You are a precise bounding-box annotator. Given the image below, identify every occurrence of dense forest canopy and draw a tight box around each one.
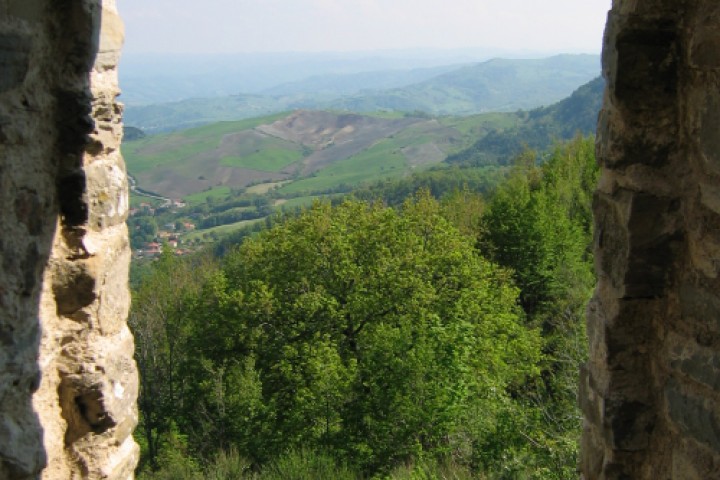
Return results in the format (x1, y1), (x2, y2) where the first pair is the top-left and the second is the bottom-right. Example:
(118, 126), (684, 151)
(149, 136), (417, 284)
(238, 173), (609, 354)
(130, 136), (598, 479)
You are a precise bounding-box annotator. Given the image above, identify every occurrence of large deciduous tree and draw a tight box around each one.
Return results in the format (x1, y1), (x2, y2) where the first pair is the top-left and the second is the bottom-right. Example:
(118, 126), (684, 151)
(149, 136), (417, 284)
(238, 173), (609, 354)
(180, 195), (540, 473)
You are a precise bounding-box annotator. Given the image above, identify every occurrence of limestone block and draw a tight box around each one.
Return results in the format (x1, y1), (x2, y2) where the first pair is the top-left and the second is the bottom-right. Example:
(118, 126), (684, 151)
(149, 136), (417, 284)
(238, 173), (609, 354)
(623, 193), (682, 298)
(0, 33), (31, 93)
(579, 364), (604, 429)
(95, 5), (124, 72)
(679, 282), (720, 335)
(696, 88), (720, 174)
(100, 437), (140, 480)
(604, 397), (655, 451)
(593, 190), (630, 291)
(580, 421), (605, 480)
(6, 0), (45, 22)
(57, 327), (138, 448)
(689, 28), (720, 69)
(671, 438), (720, 480)
(614, 21), (678, 113)
(90, 227), (132, 336)
(51, 260), (97, 317)
(86, 158), (130, 230)
(668, 331), (720, 390)
(686, 203), (720, 279)
(585, 297), (610, 383)
(700, 182), (720, 215)
(672, 451), (706, 480)
(665, 378), (720, 452)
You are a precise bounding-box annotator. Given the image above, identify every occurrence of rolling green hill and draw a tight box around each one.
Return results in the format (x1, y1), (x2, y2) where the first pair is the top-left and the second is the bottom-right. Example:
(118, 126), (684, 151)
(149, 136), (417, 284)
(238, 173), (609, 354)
(123, 109), (514, 200)
(446, 76), (604, 166)
(261, 64), (460, 96)
(330, 54), (600, 114)
(124, 75), (603, 204)
(125, 80), (604, 249)
(124, 54), (599, 133)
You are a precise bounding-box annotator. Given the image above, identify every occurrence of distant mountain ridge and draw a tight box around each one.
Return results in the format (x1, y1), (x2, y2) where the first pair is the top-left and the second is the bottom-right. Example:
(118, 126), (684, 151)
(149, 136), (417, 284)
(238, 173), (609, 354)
(329, 54), (600, 114)
(261, 65), (462, 96)
(447, 76), (604, 166)
(119, 48), (536, 105)
(124, 54), (600, 133)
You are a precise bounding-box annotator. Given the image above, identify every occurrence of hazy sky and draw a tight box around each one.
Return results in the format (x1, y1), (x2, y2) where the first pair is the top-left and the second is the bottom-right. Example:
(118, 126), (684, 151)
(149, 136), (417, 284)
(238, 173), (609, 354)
(119, 0), (611, 55)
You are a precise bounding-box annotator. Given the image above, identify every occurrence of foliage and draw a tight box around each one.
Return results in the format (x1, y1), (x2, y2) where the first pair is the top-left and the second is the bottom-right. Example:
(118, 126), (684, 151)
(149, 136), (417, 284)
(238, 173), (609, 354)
(351, 165), (506, 208)
(446, 77), (603, 167)
(124, 126), (147, 141)
(130, 136), (599, 479)
(478, 136), (598, 478)
(130, 251), (219, 471)
(182, 196), (539, 473)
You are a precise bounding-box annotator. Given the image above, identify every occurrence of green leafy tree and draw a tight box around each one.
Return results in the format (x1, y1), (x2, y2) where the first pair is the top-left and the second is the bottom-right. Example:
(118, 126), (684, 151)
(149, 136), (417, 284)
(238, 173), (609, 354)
(130, 251), (218, 471)
(180, 195), (541, 474)
(479, 136), (598, 478)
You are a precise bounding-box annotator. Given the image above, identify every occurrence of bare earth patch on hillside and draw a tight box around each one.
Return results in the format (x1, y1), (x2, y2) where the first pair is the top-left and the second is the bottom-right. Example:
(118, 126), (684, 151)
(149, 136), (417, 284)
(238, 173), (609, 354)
(246, 181), (292, 194)
(128, 110), (463, 198)
(402, 143), (446, 166)
(256, 110), (424, 175)
(137, 166), (289, 198)
(216, 130), (299, 157)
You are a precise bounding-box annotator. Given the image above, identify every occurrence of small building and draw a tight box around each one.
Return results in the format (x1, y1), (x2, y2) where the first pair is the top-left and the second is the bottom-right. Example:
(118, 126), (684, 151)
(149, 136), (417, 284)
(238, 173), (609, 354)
(144, 242), (162, 256)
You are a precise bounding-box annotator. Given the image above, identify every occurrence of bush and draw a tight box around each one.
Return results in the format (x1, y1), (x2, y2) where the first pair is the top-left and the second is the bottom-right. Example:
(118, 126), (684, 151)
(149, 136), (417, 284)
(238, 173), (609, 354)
(257, 449), (356, 480)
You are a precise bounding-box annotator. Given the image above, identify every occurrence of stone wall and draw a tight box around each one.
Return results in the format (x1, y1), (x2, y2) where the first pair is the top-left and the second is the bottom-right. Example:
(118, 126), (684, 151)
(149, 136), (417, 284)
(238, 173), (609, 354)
(582, 0), (720, 478)
(0, 0), (138, 478)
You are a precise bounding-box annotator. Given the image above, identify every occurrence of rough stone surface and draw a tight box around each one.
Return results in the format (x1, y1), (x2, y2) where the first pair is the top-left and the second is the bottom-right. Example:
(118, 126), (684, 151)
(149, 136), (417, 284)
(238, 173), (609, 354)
(0, 0), (137, 478)
(582, 0), (720, 478)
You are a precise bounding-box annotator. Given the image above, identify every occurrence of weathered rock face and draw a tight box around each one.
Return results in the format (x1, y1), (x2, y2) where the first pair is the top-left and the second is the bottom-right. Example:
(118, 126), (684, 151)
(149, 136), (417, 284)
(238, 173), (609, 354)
(0, 0), (138, 478)
(582, 0), (720, 478)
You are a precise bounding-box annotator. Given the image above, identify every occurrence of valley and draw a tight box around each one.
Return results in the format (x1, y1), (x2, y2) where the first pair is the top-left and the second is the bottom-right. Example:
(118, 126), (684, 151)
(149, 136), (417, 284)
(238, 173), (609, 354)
(123, 75), (602, 259)
(123, 49), (605, 480)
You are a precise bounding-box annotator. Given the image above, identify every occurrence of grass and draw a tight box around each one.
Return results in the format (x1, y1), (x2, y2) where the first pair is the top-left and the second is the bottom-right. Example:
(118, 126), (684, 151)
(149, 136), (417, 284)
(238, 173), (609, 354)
(345, 110), (408, 119)
(181, 112), (290, 138)
(220, 147), (303, 171)
(123, 112), (292, 174)
(182, 218), (264, 243)
(246, 181), (290, 194)
(183, 186), (232, 205)
(439, 112), (520, 136)
(123, 136), (220, 173)
(124, 109), (520, 201)
(279, 139), (407, 195)
(136, 449), (480, 480)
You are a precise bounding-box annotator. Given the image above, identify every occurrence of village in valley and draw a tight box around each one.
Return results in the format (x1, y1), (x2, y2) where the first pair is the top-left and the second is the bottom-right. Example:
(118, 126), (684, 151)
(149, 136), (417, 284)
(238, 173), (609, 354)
(128, 198), (198, 259)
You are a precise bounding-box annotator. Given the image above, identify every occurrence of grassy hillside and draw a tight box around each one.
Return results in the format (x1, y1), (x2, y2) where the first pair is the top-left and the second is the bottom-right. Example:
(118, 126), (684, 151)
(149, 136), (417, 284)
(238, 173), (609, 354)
(125, 80), (603, 249)
(123, 110), (515, 200)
